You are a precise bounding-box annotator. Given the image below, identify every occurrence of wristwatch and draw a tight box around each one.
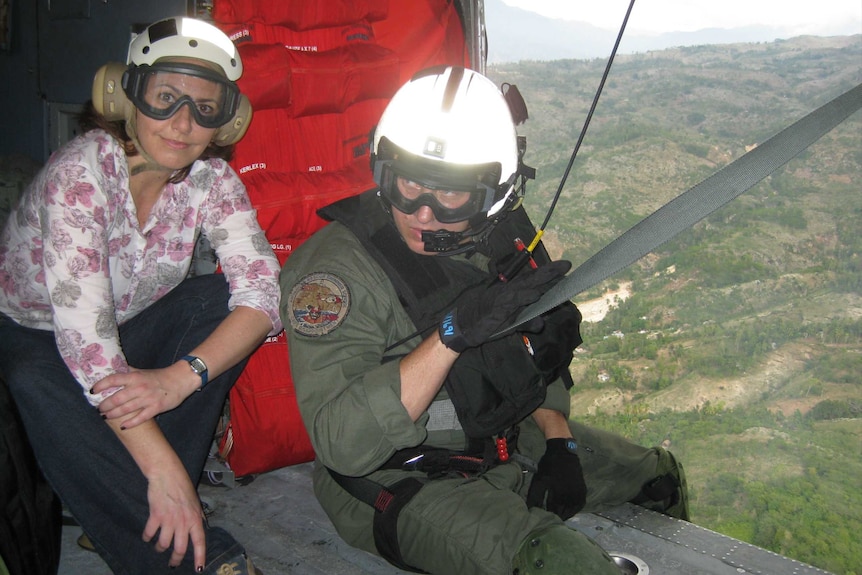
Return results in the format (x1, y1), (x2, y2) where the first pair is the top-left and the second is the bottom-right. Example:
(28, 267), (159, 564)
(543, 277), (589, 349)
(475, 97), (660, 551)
(182, 355), (208, 390)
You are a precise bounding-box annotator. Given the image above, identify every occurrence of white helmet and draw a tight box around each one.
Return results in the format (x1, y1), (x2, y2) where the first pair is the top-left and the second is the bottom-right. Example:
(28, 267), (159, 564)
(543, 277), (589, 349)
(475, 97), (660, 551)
(92, 16), (252, 151)
(371, 66), (521, 225)
(127, 16), (242, 80)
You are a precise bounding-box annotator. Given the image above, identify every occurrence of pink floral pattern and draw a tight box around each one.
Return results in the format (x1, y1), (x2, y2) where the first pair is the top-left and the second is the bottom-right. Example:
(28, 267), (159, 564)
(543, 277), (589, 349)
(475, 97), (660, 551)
(0, 130), (282, 405)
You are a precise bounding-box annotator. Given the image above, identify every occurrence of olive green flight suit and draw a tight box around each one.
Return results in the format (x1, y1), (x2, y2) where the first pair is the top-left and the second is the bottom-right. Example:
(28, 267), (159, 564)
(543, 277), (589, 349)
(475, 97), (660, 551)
(280, 220), (681, 575)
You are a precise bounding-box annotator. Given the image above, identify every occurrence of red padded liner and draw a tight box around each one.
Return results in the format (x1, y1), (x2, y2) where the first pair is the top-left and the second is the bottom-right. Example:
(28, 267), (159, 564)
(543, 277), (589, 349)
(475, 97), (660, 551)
(213, 0), (388, 29)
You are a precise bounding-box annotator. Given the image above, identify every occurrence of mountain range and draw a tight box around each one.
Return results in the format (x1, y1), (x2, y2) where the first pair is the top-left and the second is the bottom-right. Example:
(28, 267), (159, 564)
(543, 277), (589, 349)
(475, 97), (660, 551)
(484, 0), (861, 62)
(485, 35), (861, 573)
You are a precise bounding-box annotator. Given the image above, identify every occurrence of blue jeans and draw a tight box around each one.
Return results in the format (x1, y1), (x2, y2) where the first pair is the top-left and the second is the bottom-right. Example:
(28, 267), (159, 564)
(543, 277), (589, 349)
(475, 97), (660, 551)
(0, 274), (250, 574)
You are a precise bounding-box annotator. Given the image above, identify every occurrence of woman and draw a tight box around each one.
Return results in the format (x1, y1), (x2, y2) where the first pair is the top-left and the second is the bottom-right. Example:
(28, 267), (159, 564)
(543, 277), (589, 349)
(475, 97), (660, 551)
(0, 17), (279, 575)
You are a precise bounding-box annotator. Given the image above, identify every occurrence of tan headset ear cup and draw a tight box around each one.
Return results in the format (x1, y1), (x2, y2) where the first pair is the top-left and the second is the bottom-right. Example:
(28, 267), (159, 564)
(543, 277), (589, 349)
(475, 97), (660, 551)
(213, 94), (253, 146)
(92, 62), (131, 122)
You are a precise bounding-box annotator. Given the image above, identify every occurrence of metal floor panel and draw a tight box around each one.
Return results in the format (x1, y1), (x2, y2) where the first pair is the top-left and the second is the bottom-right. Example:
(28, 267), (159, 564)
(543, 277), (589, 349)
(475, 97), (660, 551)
(569, 503), (834, 575)
(59, 462), (833, 574)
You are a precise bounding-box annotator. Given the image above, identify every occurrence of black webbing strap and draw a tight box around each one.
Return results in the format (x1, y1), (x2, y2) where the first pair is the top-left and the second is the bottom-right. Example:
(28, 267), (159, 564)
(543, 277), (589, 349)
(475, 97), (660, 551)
(326, 442), (504, 572)
(498, 82), (862, 335)
(327, 468), (387, 511)
(369, 478), (426, 573)
(327, 468), (428, 573)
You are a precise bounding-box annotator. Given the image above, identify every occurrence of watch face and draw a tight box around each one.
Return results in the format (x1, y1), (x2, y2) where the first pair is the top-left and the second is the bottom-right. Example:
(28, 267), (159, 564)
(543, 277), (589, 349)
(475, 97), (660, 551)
(188, 357), (207, 374)
(565, 439), (578, 453)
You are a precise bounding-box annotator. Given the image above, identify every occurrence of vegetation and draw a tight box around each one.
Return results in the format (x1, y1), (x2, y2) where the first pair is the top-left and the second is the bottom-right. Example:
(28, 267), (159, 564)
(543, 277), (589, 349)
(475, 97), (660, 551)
(582, 406), (862, 574)
(489, 35), (862, 574)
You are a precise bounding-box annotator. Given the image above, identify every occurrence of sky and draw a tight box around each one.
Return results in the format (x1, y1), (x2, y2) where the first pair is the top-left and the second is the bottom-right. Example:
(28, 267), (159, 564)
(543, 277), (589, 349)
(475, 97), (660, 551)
(501, 0), (862, 37)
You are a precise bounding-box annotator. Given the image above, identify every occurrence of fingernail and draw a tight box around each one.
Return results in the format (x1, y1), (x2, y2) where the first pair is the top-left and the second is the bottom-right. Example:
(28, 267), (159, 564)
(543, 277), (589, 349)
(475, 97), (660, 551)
(120, 426), (126, 431)
(101, 414), (107, 420)
(196, 567), (204, 573)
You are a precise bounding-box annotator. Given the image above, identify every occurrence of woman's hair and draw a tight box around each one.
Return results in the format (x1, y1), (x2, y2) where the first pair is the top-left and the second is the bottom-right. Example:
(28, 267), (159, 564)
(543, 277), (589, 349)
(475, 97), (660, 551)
(77, 100), (234, 184)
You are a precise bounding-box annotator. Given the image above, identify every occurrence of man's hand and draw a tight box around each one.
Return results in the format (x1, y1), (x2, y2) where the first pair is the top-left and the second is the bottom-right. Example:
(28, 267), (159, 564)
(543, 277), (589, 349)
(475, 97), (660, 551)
(438, 260), (571, 352)
(526, 438), (587, 520)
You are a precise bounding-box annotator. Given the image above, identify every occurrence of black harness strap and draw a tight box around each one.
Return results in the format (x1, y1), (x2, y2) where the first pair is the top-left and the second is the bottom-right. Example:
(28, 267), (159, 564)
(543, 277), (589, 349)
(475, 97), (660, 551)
(379, 445), (490, 477)
(372, 477), (427, 573)
(327, 468), (429, 574)
(324, 437), (519, 572)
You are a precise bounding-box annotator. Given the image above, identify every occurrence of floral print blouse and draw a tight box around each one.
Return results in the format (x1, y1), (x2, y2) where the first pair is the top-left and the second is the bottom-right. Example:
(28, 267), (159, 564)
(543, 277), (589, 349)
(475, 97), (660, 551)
(0, 130), (282, 405)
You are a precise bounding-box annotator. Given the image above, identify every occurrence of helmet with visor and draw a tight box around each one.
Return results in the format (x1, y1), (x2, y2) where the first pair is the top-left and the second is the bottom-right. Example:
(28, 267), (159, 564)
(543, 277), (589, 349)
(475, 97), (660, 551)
(371, 66), (520, 227)
(92, 17), (252, 148)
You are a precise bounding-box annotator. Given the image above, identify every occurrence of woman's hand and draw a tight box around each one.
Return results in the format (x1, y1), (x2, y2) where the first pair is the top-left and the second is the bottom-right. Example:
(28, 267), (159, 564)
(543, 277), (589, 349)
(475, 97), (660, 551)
(103, 417), (207, 571)
(94, 362), (199, 428)
(144, 463), (207, 570)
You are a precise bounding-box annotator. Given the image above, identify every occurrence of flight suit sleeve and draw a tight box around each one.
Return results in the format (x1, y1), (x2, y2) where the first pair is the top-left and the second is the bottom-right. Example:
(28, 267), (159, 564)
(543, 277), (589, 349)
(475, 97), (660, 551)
(541, 377), (573, 419)
(280, 224), (428, 476)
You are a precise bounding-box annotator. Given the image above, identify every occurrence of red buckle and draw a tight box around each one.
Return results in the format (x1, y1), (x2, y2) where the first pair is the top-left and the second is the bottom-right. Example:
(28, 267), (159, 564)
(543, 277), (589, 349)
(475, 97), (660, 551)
(496, 436), (510, 462)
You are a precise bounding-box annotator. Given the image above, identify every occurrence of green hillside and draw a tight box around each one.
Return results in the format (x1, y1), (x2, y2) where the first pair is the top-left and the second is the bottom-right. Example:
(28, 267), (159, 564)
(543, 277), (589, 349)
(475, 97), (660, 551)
(488, 35), (862, 574)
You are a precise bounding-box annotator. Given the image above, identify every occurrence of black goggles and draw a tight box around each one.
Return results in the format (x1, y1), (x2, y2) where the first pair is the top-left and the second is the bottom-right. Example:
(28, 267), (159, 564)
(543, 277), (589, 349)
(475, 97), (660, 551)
(379, 164), (493, 223)
(376, 158), (502, 224)
(123, 63), (240, 129)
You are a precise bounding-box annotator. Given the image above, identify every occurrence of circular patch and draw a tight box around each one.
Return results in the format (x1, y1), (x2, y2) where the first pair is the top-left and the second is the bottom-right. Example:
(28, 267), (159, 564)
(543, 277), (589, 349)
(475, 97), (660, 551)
(288, 272), (351, 337)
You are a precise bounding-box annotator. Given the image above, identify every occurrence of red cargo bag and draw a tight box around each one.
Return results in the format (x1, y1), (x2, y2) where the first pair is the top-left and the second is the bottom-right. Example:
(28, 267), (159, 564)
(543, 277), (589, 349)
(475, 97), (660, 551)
(219, 325), (314, 476)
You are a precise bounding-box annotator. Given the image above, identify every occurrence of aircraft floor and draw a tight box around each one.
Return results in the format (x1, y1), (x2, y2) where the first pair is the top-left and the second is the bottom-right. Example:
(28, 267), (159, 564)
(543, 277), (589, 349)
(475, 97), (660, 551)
(58, 462), (407, 575)
(57, 460), (834, 575)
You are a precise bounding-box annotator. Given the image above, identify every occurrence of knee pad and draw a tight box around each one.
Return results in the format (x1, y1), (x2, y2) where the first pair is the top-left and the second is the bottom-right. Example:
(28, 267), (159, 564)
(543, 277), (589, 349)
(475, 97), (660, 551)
(631, 447), (690, 521)
(513, 525), (619, 575)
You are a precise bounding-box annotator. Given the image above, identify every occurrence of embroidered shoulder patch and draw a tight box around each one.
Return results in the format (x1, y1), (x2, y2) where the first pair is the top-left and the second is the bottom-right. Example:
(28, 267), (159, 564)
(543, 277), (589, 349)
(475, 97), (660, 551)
(288, 272), (351, 337)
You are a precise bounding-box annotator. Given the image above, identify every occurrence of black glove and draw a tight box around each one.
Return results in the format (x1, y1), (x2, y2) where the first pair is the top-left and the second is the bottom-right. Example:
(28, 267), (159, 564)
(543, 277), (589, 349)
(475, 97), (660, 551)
(526, 438), (587, 520)
(438, 260), (571, 353)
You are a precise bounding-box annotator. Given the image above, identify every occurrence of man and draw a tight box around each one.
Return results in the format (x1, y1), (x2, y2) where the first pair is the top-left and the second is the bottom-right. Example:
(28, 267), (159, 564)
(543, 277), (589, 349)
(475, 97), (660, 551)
(280, 66), (687, 575)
